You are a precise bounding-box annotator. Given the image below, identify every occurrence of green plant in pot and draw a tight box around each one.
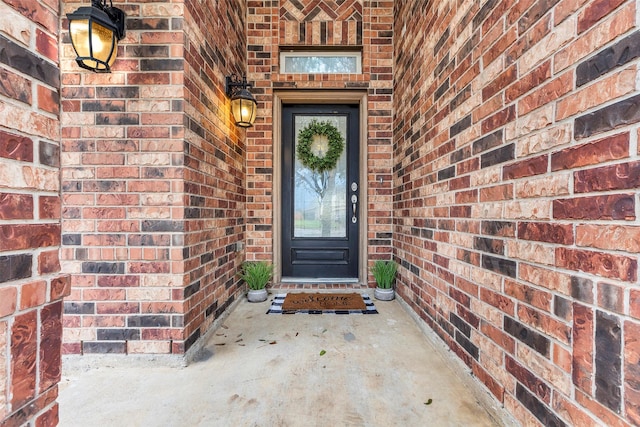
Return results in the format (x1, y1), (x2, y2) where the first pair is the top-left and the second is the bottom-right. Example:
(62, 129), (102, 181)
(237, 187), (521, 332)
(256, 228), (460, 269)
(239, 261), (273, 302)
(371, 260), (397, 301)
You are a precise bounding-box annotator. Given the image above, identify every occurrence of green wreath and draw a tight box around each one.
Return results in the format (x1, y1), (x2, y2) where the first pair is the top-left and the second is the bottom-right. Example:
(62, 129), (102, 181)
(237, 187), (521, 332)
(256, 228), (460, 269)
(296, 120), (345, 172)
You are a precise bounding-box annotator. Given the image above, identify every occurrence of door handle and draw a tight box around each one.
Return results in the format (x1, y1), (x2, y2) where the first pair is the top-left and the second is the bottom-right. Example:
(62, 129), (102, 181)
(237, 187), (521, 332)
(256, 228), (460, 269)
(351, 194), (357, 223)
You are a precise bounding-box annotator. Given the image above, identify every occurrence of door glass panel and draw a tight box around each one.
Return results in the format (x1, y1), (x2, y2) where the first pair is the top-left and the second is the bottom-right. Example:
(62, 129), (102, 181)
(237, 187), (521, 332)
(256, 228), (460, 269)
(294, 115), (347, 238)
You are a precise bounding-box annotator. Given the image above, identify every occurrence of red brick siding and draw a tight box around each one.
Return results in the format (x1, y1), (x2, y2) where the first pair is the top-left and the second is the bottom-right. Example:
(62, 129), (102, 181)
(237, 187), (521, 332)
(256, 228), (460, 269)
(0, 0), (68, 425)
(60, 0), (247, 355)
(247, 0), (394, 285)
(393, 0), (640, 425)
(180, 0), (247, 353)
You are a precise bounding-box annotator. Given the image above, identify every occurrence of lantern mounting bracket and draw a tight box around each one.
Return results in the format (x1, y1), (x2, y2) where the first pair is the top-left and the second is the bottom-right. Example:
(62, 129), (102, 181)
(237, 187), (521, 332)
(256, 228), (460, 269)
(225, 75), (252, 97)
(93, 0), (126, 40)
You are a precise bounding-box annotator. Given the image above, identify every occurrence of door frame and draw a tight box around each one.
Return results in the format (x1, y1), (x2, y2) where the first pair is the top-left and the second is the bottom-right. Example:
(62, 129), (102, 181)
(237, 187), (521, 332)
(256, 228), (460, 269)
(273, 91), (368, 284)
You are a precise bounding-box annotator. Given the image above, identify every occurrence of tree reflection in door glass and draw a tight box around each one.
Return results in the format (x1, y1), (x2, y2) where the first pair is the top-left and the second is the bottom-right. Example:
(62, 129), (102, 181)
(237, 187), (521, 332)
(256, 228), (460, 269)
(293, 115), (347, 238)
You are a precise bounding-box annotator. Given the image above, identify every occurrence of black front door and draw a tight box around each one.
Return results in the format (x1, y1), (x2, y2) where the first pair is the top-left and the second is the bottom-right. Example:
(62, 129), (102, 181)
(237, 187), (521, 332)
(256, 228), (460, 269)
(282, 104), (360, 279)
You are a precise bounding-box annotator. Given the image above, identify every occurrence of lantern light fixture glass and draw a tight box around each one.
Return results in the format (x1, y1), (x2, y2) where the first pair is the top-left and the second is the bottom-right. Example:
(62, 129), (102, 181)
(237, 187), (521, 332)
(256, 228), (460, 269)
(67, 0), (126, 73)
(225, 75), (258, 127)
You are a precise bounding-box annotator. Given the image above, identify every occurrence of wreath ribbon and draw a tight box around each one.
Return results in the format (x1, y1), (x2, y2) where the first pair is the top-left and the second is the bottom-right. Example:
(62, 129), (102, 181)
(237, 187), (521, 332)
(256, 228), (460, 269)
(296, 120), (345, 173)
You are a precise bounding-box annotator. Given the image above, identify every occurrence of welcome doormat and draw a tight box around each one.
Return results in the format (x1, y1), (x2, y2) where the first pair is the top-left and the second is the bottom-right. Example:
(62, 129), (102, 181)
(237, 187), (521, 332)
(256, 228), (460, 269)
(267, 293), (378, 314)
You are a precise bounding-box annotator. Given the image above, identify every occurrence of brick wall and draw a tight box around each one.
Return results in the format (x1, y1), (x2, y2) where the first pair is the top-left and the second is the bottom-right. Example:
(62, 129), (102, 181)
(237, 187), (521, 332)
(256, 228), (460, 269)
(181, 0), (247, 352)
(60, 0), (246, 356)
(0, 0), (69, 424)
(246, 0), (394, 283)
(393, 0), (640, 425)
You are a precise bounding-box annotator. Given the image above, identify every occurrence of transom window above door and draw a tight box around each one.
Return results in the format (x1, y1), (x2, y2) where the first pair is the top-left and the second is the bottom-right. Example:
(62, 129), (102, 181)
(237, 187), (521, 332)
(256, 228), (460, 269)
(280, 51), (362, 74)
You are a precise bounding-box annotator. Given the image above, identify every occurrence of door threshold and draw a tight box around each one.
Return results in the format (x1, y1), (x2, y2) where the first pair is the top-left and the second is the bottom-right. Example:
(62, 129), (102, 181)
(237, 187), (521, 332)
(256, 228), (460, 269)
(280, 277), (359, 284)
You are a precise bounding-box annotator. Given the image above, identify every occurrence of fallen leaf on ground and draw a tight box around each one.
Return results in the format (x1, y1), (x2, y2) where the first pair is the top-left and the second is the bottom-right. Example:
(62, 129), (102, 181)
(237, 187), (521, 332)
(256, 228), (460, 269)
(320, 350), (326, 356)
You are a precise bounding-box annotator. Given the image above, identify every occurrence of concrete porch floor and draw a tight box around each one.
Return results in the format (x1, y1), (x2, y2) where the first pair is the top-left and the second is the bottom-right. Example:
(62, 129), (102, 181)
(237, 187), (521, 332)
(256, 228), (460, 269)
(58, 294), (514, 426)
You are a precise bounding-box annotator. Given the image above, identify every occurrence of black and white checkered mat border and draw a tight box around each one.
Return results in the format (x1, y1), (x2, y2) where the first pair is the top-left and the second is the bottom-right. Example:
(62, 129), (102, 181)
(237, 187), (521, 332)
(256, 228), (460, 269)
(266, 293), (378, 314)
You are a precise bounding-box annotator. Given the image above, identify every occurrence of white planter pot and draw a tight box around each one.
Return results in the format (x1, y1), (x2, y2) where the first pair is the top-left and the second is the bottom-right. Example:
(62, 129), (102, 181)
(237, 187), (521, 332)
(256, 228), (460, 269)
(247, 288), (268, 303)
(374, 287), (395, 301)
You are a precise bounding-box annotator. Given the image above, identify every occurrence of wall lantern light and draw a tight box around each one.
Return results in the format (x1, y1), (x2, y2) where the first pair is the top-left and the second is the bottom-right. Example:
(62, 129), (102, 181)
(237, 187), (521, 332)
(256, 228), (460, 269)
(67, 0), (126, 72)
(225, 75), (258, 127)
